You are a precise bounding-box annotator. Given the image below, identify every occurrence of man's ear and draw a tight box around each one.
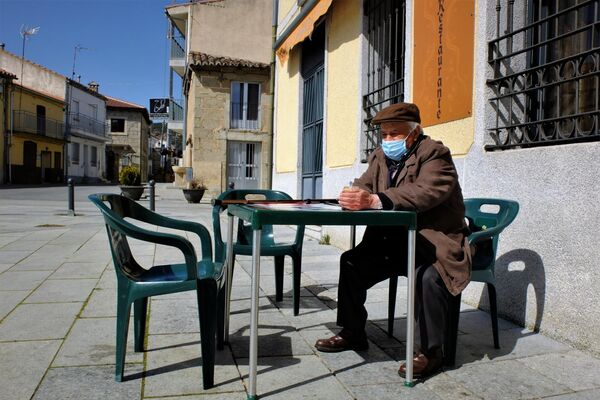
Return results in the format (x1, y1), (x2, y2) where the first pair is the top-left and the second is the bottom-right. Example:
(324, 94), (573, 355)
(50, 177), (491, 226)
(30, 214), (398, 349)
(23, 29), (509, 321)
(406, 125), (422, 148)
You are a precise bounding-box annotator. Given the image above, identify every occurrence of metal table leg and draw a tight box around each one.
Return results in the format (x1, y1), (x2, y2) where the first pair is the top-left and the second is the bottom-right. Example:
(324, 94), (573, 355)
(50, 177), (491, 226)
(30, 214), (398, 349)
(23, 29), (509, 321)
(248, 229), (262, 400)
(404, 228), (417, 387)
(224, 214), (235, 343)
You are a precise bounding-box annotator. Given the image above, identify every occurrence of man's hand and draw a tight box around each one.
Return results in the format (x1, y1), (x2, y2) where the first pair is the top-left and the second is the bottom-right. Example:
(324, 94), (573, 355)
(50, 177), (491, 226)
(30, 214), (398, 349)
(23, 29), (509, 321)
(338, 186), (380, 210)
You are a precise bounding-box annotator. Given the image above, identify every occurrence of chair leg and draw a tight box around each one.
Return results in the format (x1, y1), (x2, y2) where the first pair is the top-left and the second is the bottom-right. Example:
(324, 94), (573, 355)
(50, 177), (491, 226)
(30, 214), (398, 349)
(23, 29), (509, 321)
(487, 283), (500, 349)
(292, 254), (302, 316)
(197, 279), (217, 390)
(274, 255), (284, 303)
(133, 297), (148, 352)
(387, 275), (398, 337)
(115, 299), (132, 382)
(216, 284), (226, 350)
(444, 293), (461, 367)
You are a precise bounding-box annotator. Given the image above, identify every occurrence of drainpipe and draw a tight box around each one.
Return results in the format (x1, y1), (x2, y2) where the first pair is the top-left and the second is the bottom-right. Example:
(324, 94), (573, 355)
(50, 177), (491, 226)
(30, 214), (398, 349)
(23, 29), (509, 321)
(268, 0), (279, 189)
(8, 87), (14, 184)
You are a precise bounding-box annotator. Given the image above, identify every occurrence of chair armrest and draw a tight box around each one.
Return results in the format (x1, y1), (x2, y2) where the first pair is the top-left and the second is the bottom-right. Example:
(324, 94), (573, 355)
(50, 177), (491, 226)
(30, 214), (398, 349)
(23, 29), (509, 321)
(468, 226), (504, 244)
(129, 207), (213, 262)
(109, 215), (199, 280)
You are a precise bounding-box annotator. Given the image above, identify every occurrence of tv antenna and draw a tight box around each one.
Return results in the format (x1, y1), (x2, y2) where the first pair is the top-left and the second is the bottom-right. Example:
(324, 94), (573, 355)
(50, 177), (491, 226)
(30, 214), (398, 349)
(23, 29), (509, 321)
(71, 44), (89, 80)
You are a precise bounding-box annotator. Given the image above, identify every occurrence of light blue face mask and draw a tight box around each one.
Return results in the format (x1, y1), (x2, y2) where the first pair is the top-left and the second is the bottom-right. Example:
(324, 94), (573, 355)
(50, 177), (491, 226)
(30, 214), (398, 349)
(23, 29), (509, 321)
(381, 138), (407, 161)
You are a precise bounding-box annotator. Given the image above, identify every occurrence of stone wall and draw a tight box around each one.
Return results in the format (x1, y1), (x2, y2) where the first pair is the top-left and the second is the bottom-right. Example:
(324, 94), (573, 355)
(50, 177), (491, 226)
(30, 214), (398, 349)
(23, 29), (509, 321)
(188, 69), (272, 198)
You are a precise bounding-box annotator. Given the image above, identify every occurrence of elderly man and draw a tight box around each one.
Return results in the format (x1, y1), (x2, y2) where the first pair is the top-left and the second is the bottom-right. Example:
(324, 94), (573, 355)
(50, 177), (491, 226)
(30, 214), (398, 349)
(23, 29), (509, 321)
(314, 102), (471, 379)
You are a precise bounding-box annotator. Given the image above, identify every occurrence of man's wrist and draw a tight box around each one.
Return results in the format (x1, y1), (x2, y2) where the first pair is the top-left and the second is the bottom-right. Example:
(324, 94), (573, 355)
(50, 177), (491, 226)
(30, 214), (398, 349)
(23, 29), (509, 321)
(369, 194), (383, 209)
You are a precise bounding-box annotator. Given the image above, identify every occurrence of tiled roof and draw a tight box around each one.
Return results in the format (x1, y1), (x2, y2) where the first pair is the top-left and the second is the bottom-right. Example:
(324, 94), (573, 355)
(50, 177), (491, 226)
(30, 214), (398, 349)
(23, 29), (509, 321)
(0, 68), (17, 79)
(106, 96), (152, 124)
(106, 96), (145, 109)
(189, 52), (269, 69)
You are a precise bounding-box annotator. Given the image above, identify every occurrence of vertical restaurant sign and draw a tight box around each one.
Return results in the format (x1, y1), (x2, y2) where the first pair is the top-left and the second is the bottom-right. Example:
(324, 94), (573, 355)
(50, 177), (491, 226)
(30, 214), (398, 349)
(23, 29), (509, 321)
(413, 0), (475, 127)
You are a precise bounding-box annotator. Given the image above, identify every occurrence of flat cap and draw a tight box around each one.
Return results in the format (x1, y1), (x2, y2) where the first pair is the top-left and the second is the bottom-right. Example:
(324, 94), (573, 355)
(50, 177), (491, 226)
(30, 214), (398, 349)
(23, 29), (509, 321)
(371, 102), (421, 125)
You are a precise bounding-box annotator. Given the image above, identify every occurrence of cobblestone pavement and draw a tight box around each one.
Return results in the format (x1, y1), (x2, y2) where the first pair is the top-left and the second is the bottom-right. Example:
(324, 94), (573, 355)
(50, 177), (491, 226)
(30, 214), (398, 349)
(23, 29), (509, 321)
(1, 184), (599, 400)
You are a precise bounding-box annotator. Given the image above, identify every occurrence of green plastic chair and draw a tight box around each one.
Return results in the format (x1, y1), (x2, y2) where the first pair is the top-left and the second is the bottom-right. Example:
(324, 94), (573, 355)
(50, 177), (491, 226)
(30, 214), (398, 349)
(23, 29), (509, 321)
(89, 193), (224, 388)
(387, 198), (519, 366)
(212, 189), (305, 317)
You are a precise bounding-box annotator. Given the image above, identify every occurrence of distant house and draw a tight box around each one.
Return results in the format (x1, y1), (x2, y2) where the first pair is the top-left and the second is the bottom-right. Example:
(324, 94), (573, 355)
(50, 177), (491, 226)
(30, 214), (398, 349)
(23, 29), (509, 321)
(65, 80), (109, 183)
(165, 0), (274, 197)
(105, 97), (151, 183)
(0, 48), (67, 184)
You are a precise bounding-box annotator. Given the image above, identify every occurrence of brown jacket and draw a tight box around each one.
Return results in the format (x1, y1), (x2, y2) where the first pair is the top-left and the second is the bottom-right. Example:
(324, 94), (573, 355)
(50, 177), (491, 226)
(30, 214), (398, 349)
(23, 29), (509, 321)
(353, 136), (471, 295)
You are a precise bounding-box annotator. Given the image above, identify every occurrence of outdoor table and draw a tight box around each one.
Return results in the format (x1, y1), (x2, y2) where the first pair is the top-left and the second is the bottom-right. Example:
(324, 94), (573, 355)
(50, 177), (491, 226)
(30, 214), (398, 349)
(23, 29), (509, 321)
(224, 203), (417, 400)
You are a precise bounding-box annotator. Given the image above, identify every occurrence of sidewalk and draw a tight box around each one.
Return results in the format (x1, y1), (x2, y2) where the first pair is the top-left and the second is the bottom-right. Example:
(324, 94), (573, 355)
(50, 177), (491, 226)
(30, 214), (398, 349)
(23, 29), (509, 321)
(1, 184), (599, 400)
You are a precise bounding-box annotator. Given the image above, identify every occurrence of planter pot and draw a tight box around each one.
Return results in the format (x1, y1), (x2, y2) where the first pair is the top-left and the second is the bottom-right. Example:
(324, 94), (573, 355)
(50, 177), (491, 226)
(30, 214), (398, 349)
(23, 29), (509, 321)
(120, 185), (145, 201)
(182, 189), (206, 203)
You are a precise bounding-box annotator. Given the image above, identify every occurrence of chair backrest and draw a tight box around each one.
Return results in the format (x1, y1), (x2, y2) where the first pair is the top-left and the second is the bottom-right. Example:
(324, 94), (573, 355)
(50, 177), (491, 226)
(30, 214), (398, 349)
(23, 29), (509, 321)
(89, 193), (154, 281)
(212, 189), (297, 263)
(464, 198), (520, 271)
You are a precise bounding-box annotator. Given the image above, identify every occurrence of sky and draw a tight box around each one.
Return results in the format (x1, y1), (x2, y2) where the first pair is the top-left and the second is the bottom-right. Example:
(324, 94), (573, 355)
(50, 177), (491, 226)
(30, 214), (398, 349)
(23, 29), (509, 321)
(0, 0), (181, 110)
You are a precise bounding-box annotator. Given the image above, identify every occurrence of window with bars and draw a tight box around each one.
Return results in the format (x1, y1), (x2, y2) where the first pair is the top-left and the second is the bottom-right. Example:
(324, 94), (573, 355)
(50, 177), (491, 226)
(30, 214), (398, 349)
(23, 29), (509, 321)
(362, 0), (406, 161)
(487, 0), (599, 150)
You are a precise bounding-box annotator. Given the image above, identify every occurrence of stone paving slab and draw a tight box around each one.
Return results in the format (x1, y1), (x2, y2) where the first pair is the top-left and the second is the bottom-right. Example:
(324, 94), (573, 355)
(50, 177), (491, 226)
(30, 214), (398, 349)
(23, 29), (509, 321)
(544, 389), (600, 399)
(0, 290), (29, 320)
(32, 364), (143, 400)
(0, 340), (62, 400)
(144, 333), (244, 396)
(50, 261), (108, 279)
(25, 278), (97, 303)
(53, 317), (143, 366)
(517, 350), (600, 391)
(238, 355), (353, 400)
(81, 287), (117, 317)
(455, 327), (572, 366)
(0, 270), (53, 290)
(447, 358), (571, 399)
(0, 302), (82, 341)
(0, 250), (31, 264)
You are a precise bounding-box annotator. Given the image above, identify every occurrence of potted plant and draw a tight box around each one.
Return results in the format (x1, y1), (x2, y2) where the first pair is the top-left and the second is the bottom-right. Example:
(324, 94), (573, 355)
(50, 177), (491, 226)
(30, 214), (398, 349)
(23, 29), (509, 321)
(119, 166), (144, 200)
(182, 178), (207, 203)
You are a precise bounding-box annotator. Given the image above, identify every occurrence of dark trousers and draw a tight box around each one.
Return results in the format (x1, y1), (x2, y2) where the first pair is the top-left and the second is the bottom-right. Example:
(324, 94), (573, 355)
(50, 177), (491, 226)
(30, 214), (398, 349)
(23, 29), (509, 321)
(336, 235), (451, 358)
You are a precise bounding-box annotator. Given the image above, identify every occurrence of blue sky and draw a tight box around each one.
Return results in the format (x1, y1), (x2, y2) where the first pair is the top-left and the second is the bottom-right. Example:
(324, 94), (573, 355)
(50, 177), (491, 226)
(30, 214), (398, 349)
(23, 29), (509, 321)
(0, 0), (179, 110)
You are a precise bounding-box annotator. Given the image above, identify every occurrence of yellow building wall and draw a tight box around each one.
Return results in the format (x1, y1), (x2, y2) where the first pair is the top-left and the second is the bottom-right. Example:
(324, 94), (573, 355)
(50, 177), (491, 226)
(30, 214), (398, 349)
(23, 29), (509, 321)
(9, 89), (65, 167)
(422, 117), (474, 156)
(10, 136), (63, 167)
(13, 90), (64, 122)
(275, 47), (300, 173)
(325, 0), (361, 168)
(278, 0), (296, 22)
(0, 89), (4, 178)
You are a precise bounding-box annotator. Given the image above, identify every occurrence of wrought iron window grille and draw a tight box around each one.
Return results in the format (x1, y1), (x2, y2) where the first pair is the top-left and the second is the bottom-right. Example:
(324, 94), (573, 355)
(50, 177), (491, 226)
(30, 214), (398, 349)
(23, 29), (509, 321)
(362, 0), (406, 161)
(487, 0), (600, 150)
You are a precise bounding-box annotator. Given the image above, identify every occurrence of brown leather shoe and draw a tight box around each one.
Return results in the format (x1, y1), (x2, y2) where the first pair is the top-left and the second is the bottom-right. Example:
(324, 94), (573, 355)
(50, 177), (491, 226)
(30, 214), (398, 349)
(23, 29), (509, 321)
(314, 335), (369, 353)
(398, 352), (442, 379)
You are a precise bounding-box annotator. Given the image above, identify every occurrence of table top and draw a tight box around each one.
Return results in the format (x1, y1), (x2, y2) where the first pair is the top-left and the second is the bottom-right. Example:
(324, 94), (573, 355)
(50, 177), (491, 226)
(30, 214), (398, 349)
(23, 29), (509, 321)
(226, 203), (417, 230)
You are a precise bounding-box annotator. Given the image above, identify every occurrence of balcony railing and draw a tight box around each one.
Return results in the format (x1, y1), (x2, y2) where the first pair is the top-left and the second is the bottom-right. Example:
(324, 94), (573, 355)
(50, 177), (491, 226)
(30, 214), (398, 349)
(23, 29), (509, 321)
(170, 98), (183, 122)
(12, 110), (65, 140)
(170, 36), (185, 60)
(68, 112), (109, 139)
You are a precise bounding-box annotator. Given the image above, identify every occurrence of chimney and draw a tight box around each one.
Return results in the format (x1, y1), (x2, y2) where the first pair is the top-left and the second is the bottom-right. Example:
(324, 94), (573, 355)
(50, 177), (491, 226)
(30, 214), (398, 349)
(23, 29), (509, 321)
(88, 81), (99, 92)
